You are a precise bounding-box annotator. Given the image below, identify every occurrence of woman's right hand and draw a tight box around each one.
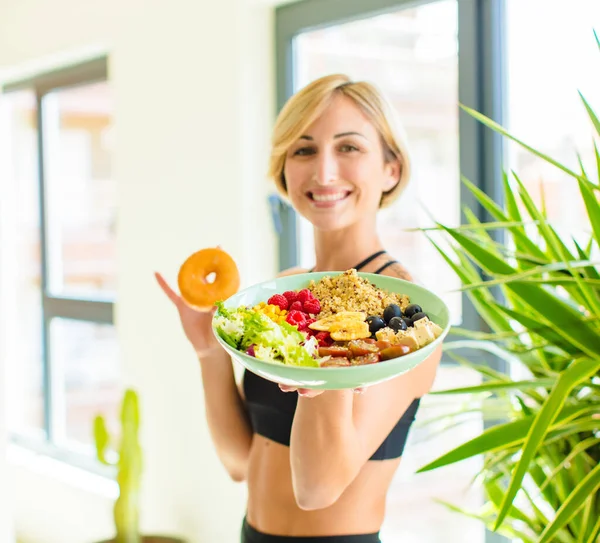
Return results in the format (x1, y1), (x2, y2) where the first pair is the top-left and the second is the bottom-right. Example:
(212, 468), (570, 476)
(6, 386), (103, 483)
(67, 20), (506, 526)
(154, 271), (223, 358)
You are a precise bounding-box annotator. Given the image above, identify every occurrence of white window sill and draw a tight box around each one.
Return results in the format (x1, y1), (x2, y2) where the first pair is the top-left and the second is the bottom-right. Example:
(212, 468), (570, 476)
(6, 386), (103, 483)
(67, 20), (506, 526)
(7, 443), (118, 500)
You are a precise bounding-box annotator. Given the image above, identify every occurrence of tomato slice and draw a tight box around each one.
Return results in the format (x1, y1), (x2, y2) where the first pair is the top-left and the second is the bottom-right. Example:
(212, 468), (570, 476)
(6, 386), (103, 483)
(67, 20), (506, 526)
(348, 339), (379, 357)
(320, 356), (351, 367)
(351, 353), (380, 366)
(318, 345), (352, 358)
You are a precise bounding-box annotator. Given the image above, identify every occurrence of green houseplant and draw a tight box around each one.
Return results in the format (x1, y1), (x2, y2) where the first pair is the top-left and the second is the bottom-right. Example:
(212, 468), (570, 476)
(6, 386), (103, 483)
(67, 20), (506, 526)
(417, 32), (600, 543)
(94, 389), (185, 543)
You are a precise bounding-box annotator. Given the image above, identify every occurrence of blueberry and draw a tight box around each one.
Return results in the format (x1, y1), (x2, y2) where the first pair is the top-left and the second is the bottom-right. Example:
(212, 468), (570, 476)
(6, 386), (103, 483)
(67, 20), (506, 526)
(366, 315), (386, 334)
(411, 311), (428, 324)
(404, 304), (422, 319)
(383, 304), (402, 324)
(388, 316), (408, 332)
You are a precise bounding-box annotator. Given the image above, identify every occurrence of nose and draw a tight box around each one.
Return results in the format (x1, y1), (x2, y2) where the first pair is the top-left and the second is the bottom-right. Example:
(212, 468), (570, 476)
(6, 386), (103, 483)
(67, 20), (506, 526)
(313, 148), (339, 185)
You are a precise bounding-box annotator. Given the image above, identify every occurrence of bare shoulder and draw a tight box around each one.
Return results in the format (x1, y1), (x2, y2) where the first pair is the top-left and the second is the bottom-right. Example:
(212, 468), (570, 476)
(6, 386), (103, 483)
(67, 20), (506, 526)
(276, 266), (310, 278)
(378, 261), (417, 283)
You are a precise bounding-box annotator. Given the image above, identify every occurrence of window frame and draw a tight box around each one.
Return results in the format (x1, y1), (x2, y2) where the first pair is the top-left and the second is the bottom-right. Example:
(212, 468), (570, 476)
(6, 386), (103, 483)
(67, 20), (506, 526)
(3, 57), (117, 476)
(274, 1), (508, 541)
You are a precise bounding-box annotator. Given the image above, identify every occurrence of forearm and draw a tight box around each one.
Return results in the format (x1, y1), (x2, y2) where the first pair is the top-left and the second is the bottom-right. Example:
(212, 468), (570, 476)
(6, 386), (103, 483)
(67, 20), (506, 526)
(290, 391), (361, 509)
(199, 348), (253, 481)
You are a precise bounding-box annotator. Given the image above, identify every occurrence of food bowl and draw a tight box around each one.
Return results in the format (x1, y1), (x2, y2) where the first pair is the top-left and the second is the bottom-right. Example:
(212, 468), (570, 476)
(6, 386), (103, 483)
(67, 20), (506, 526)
(212, 272), (451, 390)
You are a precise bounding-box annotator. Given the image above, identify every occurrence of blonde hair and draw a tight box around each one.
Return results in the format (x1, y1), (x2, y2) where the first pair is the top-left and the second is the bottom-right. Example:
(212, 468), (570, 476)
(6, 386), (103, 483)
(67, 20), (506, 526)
(268, 74), (411, 209)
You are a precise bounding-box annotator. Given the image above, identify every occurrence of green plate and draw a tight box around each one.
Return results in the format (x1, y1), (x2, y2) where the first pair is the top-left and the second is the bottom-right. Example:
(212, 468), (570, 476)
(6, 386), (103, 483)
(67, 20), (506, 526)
(212, 272), (451, 390)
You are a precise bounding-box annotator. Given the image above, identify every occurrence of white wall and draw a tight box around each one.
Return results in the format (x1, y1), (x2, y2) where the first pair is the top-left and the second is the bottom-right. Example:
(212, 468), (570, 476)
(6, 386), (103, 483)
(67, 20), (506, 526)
(0, 0), (278, 541)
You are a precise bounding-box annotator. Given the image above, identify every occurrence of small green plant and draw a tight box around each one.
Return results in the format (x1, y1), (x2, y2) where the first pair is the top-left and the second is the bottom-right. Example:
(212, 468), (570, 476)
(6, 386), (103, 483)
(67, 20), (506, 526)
(94, 389), (143, 543)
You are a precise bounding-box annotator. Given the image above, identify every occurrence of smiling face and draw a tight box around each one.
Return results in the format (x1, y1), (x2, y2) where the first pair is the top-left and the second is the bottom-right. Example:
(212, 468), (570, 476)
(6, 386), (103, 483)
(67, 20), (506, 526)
(283, 94), (400, 232)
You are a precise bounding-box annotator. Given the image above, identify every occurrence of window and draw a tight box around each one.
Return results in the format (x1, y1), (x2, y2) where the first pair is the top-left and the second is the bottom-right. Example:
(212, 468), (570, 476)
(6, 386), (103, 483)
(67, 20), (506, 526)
(293, 2), (462, 326)
(276, 0), (492, 541)
(506, 0), (600, 242)
(275, 0), (512, 541)
(0, 58), (121, 467)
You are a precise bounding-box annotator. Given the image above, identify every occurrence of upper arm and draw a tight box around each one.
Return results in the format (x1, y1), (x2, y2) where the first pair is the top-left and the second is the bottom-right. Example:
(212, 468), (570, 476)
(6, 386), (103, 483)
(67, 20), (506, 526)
(351, 342), (442, 463)
(378, 261), (417, 284)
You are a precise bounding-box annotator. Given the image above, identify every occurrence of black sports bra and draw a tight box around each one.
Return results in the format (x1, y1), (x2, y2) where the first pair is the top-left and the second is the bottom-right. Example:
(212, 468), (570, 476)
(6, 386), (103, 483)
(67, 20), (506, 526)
(242, 250), (421, 461)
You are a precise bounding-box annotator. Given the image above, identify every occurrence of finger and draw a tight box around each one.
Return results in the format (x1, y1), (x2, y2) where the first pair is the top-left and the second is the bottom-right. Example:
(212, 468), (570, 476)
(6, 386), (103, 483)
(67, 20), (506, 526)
(279, 384), (297, 393)
(154, 272), (181, 306)
(298, 389), (324, 398)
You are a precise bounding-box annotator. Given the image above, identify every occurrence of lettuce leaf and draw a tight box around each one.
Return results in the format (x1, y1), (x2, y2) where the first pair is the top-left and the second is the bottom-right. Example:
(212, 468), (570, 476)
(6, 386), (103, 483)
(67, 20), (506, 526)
(213, 305), (318, 367)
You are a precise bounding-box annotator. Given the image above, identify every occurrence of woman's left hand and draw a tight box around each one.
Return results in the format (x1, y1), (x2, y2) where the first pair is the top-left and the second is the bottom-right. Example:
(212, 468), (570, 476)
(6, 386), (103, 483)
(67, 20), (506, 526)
(278, 384), (365, 397)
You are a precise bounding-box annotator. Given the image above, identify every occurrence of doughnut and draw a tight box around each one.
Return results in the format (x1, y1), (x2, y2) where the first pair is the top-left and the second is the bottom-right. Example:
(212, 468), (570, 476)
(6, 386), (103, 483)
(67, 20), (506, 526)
(178, 247), (240, 310)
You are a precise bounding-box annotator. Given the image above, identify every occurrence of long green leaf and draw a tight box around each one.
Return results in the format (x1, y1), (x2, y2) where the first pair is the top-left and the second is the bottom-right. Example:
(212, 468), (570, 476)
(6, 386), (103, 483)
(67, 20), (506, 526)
(539, 462), (600, 543)
(460, 104), (598, 191)
(585, 511), (600, 543)
(503, 170), (523, 223)
(444, 352), (512, 382)
(579, 176), (600, 248)
(462, 175), (547, 262)
(594, 139), (600, 187)
(528, 461), (561, 518)
(415, 219), (542, 233)
(485, 478), (540, 532)
(573, 238), (600, 280)
(454, 259), (600, 291)
(579, 91), (600, 139)
(441, 225), (600, 358)
(431, 379), (556, 395)
(428, 237), (513, 334)
(515, 277), (600, 287)
(513, 172), (564, 260)
(539, 436), (600, 493)
(492, 304), (580, 357)
(495, 357), (600, 530)
(417, 404), (586, 473)
(544, 222), (600, 315)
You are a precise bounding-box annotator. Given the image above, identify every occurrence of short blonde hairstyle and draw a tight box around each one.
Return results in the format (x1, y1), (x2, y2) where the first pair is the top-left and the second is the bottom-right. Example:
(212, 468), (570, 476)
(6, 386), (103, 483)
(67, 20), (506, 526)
(268, 74), (411, 209)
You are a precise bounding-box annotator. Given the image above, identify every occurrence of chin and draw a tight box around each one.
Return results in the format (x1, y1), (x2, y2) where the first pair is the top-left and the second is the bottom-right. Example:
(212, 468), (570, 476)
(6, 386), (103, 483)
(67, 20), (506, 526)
(296, 210), (354, 232)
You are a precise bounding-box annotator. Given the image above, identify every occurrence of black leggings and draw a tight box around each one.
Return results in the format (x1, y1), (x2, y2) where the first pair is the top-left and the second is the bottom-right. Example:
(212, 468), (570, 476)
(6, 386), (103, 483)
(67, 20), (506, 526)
(241, 518), (381, 543)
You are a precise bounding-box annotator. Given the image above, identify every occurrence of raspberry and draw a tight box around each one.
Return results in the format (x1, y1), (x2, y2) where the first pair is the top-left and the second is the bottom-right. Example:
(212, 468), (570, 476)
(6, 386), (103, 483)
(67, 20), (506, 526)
(283, 291), (298, 304)
(296, 289), (314, 304)
(303, 299), (321, 315)
(286, 310), (306, 327)
(315, 331), (332, 346)
(267, 294), (288, 311)
(289, 300), (303, 312)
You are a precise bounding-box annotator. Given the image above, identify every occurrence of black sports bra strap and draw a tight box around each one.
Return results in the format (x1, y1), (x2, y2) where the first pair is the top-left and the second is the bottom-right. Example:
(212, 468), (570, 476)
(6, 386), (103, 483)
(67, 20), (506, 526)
(353, 250), (387, 271)
(307, 250), (387, 273)
(374, 260), (398, 274)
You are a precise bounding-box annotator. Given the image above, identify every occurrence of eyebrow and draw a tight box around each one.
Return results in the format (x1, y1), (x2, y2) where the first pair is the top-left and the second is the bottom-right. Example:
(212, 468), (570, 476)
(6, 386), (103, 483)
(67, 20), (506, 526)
(299, 131), (367, 140)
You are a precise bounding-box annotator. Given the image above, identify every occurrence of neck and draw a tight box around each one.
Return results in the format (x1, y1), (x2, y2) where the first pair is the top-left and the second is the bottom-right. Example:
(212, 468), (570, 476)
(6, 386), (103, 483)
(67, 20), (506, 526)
(312, 216), (384, 271)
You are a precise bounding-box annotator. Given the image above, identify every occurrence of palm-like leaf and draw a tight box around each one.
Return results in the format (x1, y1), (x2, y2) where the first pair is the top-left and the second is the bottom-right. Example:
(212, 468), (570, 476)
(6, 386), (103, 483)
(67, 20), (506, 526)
(419, 32), (600, 542)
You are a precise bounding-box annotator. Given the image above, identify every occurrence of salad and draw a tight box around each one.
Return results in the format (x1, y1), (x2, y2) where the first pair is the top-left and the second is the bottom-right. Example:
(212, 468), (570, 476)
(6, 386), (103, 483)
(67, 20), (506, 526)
(213, 270), (443, 368)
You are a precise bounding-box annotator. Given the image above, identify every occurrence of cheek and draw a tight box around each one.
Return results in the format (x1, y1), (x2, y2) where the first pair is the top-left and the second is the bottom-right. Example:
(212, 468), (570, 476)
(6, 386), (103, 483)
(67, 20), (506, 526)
(283, 162), (308, 192)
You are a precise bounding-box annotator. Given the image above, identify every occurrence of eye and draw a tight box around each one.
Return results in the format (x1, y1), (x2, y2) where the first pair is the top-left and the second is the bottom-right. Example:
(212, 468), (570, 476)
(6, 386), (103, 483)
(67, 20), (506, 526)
(339, 144), (359, 153)
(293, 146), (316, 156)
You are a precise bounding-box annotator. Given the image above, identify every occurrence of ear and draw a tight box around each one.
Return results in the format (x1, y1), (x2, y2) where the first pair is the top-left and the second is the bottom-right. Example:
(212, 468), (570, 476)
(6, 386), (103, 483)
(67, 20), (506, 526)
(382, 158), (401, 192)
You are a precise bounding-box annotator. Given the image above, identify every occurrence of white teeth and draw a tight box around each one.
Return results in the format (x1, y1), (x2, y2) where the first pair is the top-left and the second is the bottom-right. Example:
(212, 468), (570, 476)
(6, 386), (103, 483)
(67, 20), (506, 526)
(311, 192), (347, 202)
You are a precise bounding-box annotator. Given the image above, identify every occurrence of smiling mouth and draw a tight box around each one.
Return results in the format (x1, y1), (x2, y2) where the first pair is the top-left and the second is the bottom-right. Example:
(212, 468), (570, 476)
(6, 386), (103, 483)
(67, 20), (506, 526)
(308, 191), (351, 203)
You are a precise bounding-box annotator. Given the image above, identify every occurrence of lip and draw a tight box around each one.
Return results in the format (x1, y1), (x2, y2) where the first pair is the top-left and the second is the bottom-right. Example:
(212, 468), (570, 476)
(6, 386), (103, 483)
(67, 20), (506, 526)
(306, 189), (352, 208)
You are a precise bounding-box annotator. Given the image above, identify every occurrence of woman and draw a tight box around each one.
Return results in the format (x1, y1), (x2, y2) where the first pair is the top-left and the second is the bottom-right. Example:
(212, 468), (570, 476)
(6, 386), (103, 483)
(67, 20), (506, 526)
(156, 74), (443, 542)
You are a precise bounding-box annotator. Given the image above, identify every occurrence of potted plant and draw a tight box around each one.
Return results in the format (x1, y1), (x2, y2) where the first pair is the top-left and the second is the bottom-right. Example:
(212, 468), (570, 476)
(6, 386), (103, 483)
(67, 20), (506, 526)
(417, 32), (600, 543)
(94, 389), (186, 543)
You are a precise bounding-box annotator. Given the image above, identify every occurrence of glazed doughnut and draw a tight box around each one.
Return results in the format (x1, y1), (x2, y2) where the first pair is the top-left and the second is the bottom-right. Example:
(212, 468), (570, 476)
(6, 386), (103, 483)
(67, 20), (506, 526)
(178, 247), (240, 310)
